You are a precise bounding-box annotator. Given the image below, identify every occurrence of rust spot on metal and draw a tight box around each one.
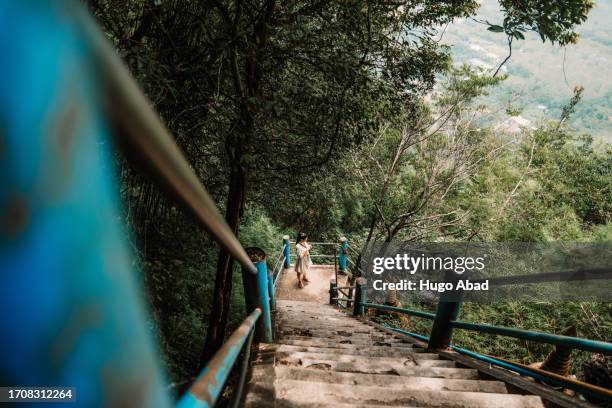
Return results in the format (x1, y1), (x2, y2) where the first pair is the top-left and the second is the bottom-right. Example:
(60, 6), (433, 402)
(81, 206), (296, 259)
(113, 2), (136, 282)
(2, 195), (28, 238)
(40, 97), (84, 202)
(49, 304), (104, 366)
(53, 100), (81, 157)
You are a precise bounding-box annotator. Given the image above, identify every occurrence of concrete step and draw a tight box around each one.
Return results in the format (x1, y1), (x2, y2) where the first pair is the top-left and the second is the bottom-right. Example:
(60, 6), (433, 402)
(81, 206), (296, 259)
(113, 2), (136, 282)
(278, 300), (341, 307)
(272, 380), (544, 408)
(276, 310), (356, 324)
(271, 351), (456, 370)
(279, 328), (400, 341)
(270, 349), (442, 363)
(278, 304), (346, 314)
(278, 325), (384, 336)
(276, 309), (358, 322)
(259, 343), (428, 357)
(277, 326), (407, 342)
(277, 320), (381, 331)
(277, 337), (419, 349)
(250, 366), (508, 394)
(245, 389), (418, 408)
(304, 362), (478, 379)
(279, 335), (414, 347)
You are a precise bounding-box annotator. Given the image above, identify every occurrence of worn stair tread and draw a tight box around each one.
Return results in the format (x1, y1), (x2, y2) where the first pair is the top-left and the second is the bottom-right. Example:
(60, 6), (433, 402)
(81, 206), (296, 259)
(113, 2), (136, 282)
(276, 337), (420, 349)
(278, 314), (368, 321)
(250, 366), (508, 393)
(279, 332), (404, 342)
(246, 393), (419, 408)
(272, 352), (456, 371)
(277, 322), (383, 332)
(278, 326), (388, 336)
(255, 357), (479, 378)
(246, 396), (420, 408)
(281, 363), (479, 379)
(278, 333), (413, 347)
(278, 300), (342, 307)
(270, 350), (442, 363)
(259, 343), (428, 357)
(277, 325), (382, 334)
(278, 305), (346, 313)
(272, 380), (544, 408)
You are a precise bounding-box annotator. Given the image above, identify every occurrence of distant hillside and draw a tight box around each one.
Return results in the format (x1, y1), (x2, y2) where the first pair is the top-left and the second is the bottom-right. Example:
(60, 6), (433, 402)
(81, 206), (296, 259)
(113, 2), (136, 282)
(443, 0), (612, 141)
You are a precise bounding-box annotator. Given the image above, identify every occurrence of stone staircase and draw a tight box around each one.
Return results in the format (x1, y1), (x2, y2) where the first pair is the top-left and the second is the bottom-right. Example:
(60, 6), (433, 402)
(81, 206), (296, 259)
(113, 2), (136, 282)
(245, 299), (545, 408)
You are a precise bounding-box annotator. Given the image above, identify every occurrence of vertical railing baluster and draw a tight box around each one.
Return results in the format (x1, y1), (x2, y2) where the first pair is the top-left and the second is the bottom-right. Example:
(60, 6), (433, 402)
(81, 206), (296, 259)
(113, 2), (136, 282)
(283, 235), (291, 268)
(242, 248), (273, 343)
(338, 237), (348, 274)
(329, 279), (338, 306)
(268, 265), (276, 311)
(353, 278), (366, 317)
(428, 271), (463, 350)
(334, 249), (338, 288)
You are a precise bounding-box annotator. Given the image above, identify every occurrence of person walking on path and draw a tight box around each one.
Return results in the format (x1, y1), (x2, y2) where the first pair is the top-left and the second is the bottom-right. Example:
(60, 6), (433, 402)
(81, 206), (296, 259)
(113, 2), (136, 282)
(295, 232), (312, 289)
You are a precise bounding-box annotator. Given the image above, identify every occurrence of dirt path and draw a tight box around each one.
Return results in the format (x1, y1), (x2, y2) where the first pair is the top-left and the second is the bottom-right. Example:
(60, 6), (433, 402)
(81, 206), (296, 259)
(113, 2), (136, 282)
(277, 264), (348, 303)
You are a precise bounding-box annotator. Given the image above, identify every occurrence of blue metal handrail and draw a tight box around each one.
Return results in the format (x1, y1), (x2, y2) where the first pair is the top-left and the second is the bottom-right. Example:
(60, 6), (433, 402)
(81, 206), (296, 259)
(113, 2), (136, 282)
(176, 309), (261, 408)
(451, 320), (612, 354)
(360, 300), (611, 354)
(273, 256), (286, 289)
(362, 302), (436, 320)
(359, 299), (611, 354)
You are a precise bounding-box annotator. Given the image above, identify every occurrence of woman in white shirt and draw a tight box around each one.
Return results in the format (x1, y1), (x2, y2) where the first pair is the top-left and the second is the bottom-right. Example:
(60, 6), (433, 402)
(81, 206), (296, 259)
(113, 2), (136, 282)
(295, 232), (312, 288)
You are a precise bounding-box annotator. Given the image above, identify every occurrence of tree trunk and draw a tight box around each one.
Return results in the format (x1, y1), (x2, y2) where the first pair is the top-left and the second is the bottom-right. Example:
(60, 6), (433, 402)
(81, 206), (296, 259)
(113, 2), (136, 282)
(355, 214), (377, 273)
(198, 0), (275, 369)
(199, 164), (247, 367)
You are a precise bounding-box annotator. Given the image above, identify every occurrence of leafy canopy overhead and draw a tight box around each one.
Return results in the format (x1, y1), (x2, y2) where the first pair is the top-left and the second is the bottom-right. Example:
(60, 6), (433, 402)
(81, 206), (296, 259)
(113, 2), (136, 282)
(489, 0), (594, 44)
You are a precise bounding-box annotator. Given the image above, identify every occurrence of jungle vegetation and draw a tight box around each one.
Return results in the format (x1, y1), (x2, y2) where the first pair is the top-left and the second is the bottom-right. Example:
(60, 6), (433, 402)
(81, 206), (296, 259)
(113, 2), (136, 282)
(88, 0), (610, 395)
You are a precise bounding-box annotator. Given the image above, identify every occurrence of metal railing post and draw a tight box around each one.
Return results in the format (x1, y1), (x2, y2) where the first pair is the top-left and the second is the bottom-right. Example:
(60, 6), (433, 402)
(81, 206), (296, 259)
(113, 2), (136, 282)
(428, 271), (464, 350)
(338, 237), (348, 274)
(329, 279), (338, 305)
(353, 278), (366, 317)
(283, 235), (291, 268)
(334, 251), (338, 287)
(243, 248), (273, 343)
(268, 267), (276, 311)
(346, 248), (354, 308)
